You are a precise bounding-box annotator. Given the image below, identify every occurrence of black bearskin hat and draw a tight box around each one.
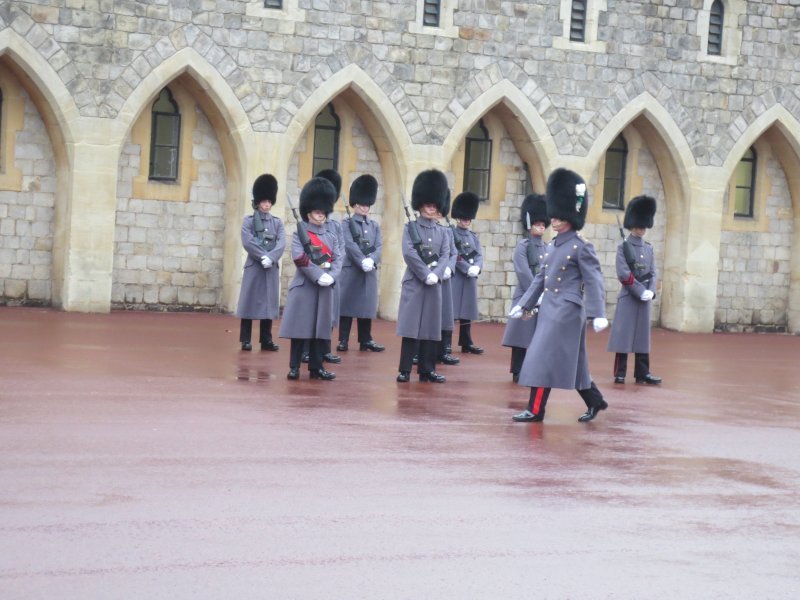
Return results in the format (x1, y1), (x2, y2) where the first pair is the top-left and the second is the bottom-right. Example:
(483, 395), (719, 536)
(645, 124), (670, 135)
(315, 169), (342, 204)
(349, 174), (378, 207)
(251, 174), (278, 209)
(299, 177), (336, 222)
(545, 168), (589, 231)
(451, 192), (480, 221)
(623, 195), (657, 229)
(411, 169), (449, 213)
(520, 193), (548, 230)
(441, 188), (451, 218)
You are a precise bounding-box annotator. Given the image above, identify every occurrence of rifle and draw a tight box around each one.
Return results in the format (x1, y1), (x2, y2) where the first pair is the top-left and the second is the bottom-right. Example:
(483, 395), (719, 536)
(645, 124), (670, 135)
(402, 198), (438, 267)
(616, 214), (651, 283)
(252, 211), (277, 252)
(446, 215), (479, 264)
(344, 202), (376, 256)
(525, 237), (540, 276)
(286, 194), (332, 268)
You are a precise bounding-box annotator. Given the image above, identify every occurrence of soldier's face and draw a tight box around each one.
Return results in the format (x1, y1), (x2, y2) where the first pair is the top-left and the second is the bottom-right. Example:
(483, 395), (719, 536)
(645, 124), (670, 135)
(456, 218), (472, 229)
(530, 222), (546, 237)
(354, 204), (370, 216)
(630, 227), (646, 238)
(551, 218), (572, 233)
(308, 210), (326, 226)
(258, 199), (273, 213)
(420, 204), (438, 219)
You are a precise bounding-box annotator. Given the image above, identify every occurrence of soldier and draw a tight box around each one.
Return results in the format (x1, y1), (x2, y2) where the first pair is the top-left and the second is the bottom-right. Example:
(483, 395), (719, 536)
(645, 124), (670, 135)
(501, 193), (548, 382)
(436, 191), (460, 366)
(337, 174), (385, 352)
(450, 191), (484, 354)
(509, 168), (609, 423)
(235, 174), (286, 352)
(278, 177), (339, 381)
(396, 169), (451, 383)
(607, 195), (662, 385)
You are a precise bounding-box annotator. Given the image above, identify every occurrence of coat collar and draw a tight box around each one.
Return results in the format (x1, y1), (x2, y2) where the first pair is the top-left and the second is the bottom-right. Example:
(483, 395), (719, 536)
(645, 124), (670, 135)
(553, 229), (578, 246)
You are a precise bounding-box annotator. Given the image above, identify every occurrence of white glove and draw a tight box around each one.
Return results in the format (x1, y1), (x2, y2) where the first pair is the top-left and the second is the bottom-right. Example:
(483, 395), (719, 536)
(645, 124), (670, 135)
(361, 257), (375, 272)
(640, 289), (654, 302)
(467, 265), (481, 278)
(508, 305), (524, 319)
(425, 273), (439, 286)
(260, 255), (272, 268)
(317, 272), (334, 287)
(443, 266), (452, 280)
(592, 317), (609, 333)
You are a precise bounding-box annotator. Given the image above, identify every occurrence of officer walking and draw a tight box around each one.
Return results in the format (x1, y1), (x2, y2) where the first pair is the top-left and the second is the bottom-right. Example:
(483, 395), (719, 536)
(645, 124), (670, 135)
(337, 174), (385, 353)
(607, 195), (662, 385)
(396, 169), (451, 383)
(235, 174), (286, 352)
(501, 193), (548, 381)
(509, 168), (609, 423)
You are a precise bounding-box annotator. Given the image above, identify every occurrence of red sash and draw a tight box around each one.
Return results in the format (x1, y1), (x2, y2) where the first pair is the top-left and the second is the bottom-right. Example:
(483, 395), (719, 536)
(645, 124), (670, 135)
(307, 231), (333, 258)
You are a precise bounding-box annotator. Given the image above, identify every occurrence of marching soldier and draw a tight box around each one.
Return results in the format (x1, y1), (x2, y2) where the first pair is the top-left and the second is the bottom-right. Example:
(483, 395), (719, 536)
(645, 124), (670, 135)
(509, 168), (609, 423)
(236, 174), (286, 352)
(450, 192), (484, 354)
(396, 169), (451, 383)
(501, 193), (548, 381)
(607, 195), (662, 385)
(337, 174), (385, 352)
(279, 177), (339, 381)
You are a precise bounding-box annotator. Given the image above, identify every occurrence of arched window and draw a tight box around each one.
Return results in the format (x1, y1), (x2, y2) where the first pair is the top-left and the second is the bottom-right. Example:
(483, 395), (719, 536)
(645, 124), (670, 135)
(423, 0), (441, 27)
(570, 0), (587, 42)
(312, 104), (340, 176)
(708, 0), (724, 56)
(603, 135), (627, 210)
(148, 88), (181, 182)
(464, 120), (492, 203)
(734, 147), (756, 218)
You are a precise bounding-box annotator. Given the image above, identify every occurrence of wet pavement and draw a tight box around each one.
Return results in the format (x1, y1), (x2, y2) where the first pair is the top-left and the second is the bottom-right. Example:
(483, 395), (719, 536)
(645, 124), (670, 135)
(1, 306), (799, 599)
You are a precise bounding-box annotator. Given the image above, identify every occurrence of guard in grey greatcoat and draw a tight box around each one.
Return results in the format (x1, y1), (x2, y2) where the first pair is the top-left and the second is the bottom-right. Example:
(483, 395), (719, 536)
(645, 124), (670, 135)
(501, 193), (548, 381)
(436, 192), (460, 366)
(607, 195), (661, 385)
(396, 169), (451, 383)
(337, 174), (385, 353)
(450, 192), (485, 354)
(278, 177), (339, 381)
(236, 174), (286, 352)
(509, 168), (610, 423)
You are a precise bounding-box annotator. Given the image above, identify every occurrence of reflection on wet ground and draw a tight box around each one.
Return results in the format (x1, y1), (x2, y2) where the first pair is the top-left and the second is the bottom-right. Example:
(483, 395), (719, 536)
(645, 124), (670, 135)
(1, 307), (799, 598)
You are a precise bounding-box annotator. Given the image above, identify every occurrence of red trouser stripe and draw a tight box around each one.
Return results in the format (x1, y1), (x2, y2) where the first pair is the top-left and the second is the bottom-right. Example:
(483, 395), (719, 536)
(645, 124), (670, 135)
(532, 387), (546, 414)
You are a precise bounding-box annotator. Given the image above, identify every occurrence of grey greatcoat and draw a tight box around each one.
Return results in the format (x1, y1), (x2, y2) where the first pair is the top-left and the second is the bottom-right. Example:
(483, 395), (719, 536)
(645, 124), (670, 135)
(339, 214), (382, 319)
(327, 217), (346, 329)
(235, 212), (286, 320)
(440, 226), (457, 332)
(517, 229), (606, 390)
(395, 217), (450, 341)
(501, 235), (546, 348)
(278, 222), (340, 340)
(451, 228), (483, 320)
(607, 235), (657, 354)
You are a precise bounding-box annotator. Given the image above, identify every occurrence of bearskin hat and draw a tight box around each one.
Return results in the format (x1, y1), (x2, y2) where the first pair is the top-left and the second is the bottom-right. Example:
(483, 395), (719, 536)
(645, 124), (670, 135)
(251, 174), (278, 209)
(299, 177), (336, 222)
(451, 191), (480, 221)
(520, 193), (548, 230)
(349, 174), (378, 207)
(411, 169), (449, 213)
(545, 168), (589, 231)
(623, 195), (657, 229)
(441, 188), (451, 218)
(315, 168), (342, 203)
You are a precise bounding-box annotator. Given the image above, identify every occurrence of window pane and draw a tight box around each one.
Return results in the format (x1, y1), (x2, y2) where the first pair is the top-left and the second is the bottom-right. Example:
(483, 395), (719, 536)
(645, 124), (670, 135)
(603, 180), (621, 209)
(734, 187), (752, 216)
(154, 114), (179, 145)
(313, 157), (334, 176)
(735, 161), (753, 187)
(314, 129), (335, 159)
(151, 146), (178, 179)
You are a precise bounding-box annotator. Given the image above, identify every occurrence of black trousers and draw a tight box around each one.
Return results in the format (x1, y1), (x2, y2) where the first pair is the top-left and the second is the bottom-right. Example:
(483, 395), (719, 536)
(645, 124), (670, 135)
(399, 337), (436, 374)
(239, 319), (273, 344)
(457, 320), (473, 347)
(437, 329), (453, 358)
(527, 381), (604, 416)
(510, 346), (526, 374)
(291, 338), (323, 371)
(614, 352), (650, 380)
(303, 338), (332, 355)
(339, 316), (372, 344)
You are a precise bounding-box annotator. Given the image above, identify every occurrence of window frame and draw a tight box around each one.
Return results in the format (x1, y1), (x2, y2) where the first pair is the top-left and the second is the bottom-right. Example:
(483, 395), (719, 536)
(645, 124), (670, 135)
(602, 135), (628, 211)
(733, 147), (756, 219)
(312, 103), (341, 177)
(570, 0), (587, 43)
(463, 119), (493, 204)
(707, 0), (724, 56)
(148, 88), (181, 183)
